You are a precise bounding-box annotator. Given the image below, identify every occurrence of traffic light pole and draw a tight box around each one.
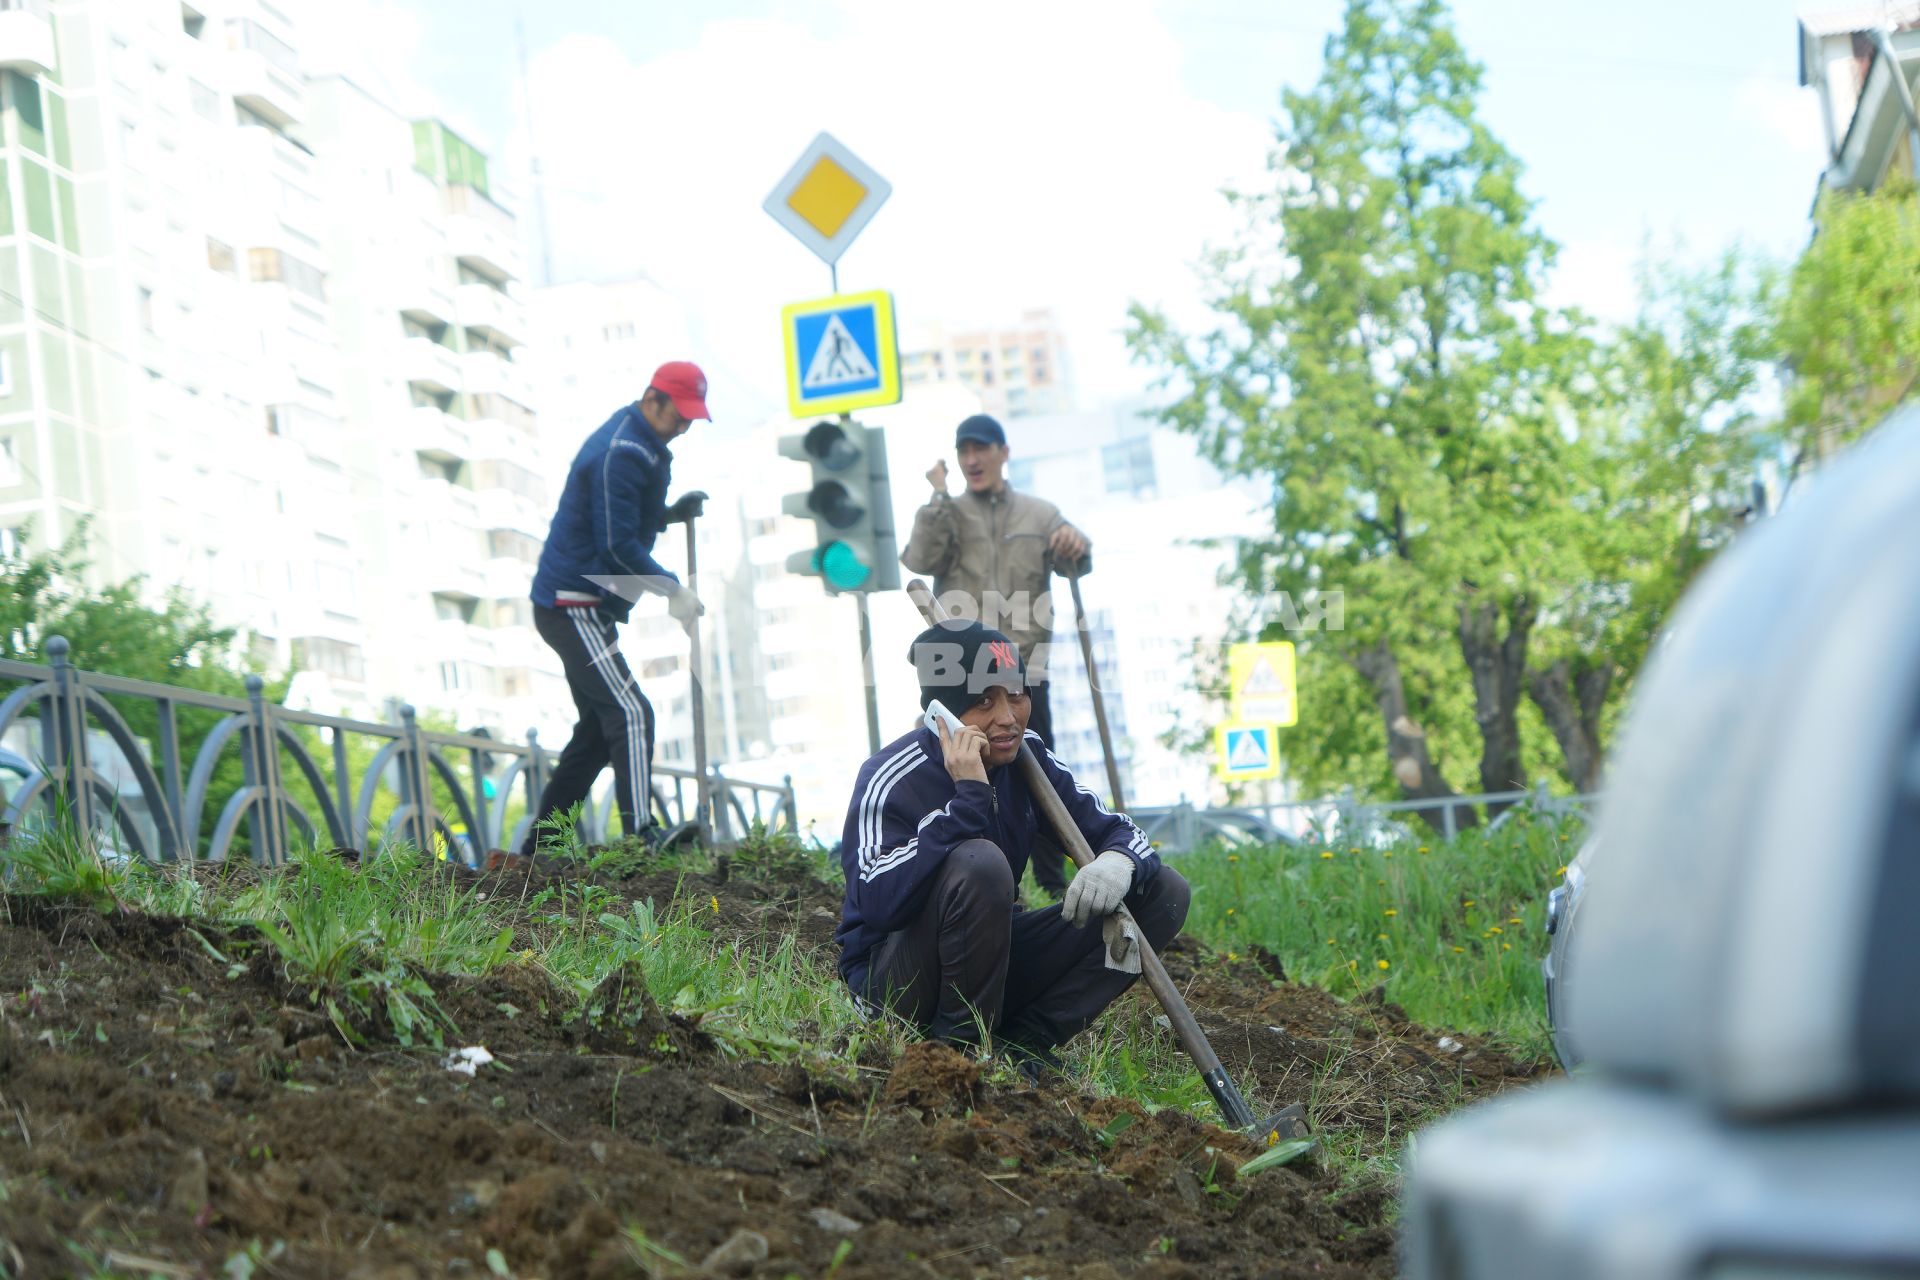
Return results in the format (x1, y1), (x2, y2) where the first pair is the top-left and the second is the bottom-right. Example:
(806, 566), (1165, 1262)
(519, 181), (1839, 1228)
(856, 592), (881, 754)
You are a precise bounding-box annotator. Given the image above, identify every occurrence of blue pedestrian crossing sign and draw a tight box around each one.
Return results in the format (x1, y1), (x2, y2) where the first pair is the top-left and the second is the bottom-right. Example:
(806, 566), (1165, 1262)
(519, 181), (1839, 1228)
(1215, 721), (1282, 782)
(781, 290), (902, 419)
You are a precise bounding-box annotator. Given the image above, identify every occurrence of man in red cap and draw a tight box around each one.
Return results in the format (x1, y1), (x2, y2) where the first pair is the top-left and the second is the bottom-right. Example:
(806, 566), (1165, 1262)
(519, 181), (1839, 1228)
(521, 362), (712, 854)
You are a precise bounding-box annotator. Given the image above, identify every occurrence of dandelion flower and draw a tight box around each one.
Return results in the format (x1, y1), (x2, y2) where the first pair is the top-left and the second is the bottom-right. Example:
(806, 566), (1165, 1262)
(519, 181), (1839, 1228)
(1228, 855), (1240, 863)
(1320, 851), (1334, 860)
(1376, 959), (1390, 971)
(1462, 899), (1476, 908)
(1384, 909), (1398, 917)
(1377, 878), (1387, 886)
(1226, 908), (1237, 916)
(1348, 847), (1361, 854)
(1228, 952), (1239, 961)
(1502, 943), (1512, 952)
(1489, 926), (1504, 935)
(1556, 865), (1568, 876)
(1347, 960), (1358, 970)
(1508, 917), (1523, 926)
(1383, 852), (1393, 859)
(1418, 846), (1430, 854)
(1450, 946), (1465, 953)
(1325, 938), (1336, 945)
(1376, 933), (1390, 940)
(710, 895), (720, 914)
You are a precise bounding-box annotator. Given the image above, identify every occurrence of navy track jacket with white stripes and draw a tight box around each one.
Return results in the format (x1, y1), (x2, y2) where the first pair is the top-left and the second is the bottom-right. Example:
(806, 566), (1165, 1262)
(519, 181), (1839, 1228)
(834, 726), (1161, 989)
(530, 404), (677, 622)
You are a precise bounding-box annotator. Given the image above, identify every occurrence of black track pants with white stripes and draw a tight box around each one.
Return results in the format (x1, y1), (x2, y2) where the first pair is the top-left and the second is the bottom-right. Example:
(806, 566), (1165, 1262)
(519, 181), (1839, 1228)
(521, 604), (656, 854)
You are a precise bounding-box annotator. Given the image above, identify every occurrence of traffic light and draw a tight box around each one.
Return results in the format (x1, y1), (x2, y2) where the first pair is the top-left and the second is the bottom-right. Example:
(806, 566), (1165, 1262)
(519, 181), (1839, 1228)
(778, 419), (900, 594)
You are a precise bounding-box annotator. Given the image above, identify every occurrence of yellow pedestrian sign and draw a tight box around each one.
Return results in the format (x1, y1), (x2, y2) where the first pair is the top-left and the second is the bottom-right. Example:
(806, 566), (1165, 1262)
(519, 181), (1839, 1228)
(1215, 722), (1281, 782)
(1229, 641), (1297, 727)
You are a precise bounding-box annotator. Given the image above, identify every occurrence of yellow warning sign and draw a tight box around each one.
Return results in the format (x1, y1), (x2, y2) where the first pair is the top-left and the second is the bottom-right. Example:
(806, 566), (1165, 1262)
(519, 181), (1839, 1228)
(1229, 641), (1297, 727)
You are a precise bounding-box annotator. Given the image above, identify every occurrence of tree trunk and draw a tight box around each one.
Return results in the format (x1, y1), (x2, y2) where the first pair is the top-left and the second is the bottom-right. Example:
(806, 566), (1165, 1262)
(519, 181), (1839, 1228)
(1527, 657), (1614, 793)
(1458, 595), (1535, 816)
(1350, 639), (1478, 835)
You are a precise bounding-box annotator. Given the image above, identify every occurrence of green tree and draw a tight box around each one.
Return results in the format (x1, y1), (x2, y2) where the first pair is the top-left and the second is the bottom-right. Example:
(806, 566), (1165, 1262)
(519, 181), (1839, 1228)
(1775, 181), (1920, 480)
(1130, 0), (1586, 817)
(1128, 0), (1772, 808)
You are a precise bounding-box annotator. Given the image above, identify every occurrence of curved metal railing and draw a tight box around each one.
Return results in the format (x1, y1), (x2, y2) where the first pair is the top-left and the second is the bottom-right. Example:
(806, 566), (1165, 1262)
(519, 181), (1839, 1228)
(0, 637), (797, 866)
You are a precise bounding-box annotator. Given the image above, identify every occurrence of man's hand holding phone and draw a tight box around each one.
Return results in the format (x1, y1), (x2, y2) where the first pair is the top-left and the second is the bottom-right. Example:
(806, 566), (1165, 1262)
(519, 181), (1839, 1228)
(926, 700), (989, 785)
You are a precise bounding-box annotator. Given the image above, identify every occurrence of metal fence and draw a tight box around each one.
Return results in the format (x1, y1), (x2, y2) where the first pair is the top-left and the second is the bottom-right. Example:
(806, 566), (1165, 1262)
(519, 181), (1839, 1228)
(0, 637), (797, 866)
(1131, 782), (1596, 853)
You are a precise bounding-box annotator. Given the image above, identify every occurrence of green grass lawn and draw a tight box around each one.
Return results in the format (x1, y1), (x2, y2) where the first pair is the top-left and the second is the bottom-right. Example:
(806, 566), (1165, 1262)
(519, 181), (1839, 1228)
(1167, 811), (1580, 1060)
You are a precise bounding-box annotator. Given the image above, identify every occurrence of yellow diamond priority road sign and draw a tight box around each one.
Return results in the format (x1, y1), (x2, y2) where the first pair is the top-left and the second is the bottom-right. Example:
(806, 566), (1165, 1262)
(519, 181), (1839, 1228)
(764, 132), (892, 267)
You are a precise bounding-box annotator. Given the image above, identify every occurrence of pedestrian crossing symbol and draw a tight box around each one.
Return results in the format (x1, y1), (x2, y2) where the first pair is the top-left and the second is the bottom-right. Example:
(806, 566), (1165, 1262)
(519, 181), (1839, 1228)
(1215, 722), (1282, 782)
(782, 290), (902, 418)
(1228, 641), (1298, 727)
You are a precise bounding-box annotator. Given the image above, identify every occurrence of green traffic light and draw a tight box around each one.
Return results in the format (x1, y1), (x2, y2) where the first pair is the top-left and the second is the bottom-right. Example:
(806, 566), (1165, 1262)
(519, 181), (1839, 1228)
(818, 541), (872, 591)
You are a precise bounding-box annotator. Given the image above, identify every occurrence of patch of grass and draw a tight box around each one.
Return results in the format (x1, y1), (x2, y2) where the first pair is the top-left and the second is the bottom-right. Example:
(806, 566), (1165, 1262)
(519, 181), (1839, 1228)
(1172, 812), (1579, 1058)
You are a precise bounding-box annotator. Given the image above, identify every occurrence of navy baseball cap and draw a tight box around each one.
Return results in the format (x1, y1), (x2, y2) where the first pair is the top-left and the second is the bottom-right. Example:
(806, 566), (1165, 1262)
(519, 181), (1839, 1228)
(955, 414), (1006, 447)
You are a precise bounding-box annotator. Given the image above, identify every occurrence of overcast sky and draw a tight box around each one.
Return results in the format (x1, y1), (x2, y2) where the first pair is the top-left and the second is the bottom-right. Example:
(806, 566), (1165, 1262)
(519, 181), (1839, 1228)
(305, 0), (1830, 427)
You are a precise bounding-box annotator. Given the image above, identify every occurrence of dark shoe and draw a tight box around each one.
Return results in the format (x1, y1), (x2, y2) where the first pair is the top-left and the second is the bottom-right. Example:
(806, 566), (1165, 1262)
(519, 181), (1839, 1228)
(1000, 1040), (1065, 1086)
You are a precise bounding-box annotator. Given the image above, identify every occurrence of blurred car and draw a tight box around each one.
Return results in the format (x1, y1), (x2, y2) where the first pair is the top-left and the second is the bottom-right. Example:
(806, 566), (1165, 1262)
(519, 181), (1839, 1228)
(1401, 404), (1920, 1278)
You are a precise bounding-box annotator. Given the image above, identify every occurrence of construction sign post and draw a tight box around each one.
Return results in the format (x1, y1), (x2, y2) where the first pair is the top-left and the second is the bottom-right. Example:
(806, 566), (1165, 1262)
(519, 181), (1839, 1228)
(1228, 641), (1299, 727)
(780, 290), (901, 419)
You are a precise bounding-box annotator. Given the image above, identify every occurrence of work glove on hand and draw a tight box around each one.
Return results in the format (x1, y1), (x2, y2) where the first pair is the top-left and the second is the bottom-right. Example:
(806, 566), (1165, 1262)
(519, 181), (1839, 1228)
(667, 585), (705, 628)
(664, 490), (709, 524)
(1061, 850), (1134, 927)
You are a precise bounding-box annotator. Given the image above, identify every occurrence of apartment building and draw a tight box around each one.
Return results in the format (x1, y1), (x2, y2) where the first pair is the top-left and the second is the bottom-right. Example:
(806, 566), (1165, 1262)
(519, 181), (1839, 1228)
(0, 0), (560, 740)
(899, 307), (1075, 420)
(1800, 2), (1920, 195)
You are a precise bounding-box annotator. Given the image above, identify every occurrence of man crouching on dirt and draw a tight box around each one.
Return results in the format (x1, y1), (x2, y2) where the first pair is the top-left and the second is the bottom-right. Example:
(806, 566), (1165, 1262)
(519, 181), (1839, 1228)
(833, 620), (1190, 1078)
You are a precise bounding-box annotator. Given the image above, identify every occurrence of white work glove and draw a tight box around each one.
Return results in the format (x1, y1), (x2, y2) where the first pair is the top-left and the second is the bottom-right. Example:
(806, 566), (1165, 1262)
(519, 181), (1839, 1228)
(667, 585), (704, 628)
(1061, 850), (1134, 927)
(1101, 914), (1142, 975)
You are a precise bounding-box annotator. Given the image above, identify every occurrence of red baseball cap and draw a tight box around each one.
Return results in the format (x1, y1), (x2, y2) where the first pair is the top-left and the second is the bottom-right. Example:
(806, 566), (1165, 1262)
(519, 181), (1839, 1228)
(649, 361), (711, 422)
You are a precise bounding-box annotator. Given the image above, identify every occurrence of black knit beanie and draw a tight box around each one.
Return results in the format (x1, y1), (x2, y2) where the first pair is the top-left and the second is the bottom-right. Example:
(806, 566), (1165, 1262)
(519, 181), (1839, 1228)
(909, 620), (1025, 709)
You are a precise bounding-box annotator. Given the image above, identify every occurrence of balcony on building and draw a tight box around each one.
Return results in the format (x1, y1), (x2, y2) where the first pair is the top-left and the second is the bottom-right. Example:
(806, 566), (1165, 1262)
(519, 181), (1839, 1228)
(454, 279), (523, 351)
(411, 401), (470, 465)
(463, 346), (534, 412)
(444, 183), (520, 285)
(227, 16), (303, 128)
(0, 0), (54, 77)
(402, 334), (462, 396)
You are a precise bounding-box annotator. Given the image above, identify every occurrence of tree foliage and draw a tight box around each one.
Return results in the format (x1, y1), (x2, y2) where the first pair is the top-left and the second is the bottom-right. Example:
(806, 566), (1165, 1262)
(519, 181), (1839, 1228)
(1129, 0), (1771, 807)
(1776, 181), (1920, 475)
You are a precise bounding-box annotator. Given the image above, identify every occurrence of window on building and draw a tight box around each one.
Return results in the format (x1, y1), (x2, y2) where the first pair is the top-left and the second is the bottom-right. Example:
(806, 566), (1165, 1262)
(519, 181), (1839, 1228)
(189, 80), (221, 120)
(439, 660), (465, 693)
(602, 322), (635, 342)
(183, 7), (207, 39)
(1007, 458), (1037, 491)
(0, 527), (19, 559)
(0, 436), (19, 487)
(206, 237), (235, 275)
(137, 286), (156, 333)
(418, 455), (461, 484)
(292, 637), (365, 682)
(486, 529), (543, 565)
(0, 351), (12, 399)
(433, 593), (476, 623)
(491, 598), (532, 629)
(1101, 437), (1156, 497)
(246, 247), (325, 301)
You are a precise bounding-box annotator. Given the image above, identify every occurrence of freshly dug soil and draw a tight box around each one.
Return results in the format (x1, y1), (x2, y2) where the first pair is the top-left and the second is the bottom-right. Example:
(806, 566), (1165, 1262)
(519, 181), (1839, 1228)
(0, 858), (1546, 1278)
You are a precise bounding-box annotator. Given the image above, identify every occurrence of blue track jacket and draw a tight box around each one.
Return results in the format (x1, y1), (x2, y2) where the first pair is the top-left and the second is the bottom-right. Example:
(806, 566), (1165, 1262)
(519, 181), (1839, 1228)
(835, 726), (1160, 990)
(530, 404), (676, 622)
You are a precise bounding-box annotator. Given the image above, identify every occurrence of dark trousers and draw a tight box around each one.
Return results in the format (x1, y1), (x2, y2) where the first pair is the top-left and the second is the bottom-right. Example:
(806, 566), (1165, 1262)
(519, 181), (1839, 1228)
(1021, 680), (1069, 896)
(858, 839), (1190, 1052)
(520, 604), (656, 854)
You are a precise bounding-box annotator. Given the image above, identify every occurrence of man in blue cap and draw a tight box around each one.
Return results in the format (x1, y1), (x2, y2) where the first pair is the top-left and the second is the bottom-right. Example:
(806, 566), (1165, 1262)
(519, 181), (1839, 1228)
(902, 414), (1092, 895)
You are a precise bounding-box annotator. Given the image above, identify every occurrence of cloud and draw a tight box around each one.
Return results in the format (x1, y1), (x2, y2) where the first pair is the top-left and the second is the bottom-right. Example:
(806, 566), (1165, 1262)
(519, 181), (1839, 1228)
(1737, 75), (1827, 161)
(299, 0), (493, 147)
(502, 0), (1274, 420)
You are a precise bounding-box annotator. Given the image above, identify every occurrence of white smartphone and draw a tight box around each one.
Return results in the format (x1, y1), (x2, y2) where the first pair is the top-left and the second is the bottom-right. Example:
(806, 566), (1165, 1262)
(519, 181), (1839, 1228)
(923, 698), (966, 737)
